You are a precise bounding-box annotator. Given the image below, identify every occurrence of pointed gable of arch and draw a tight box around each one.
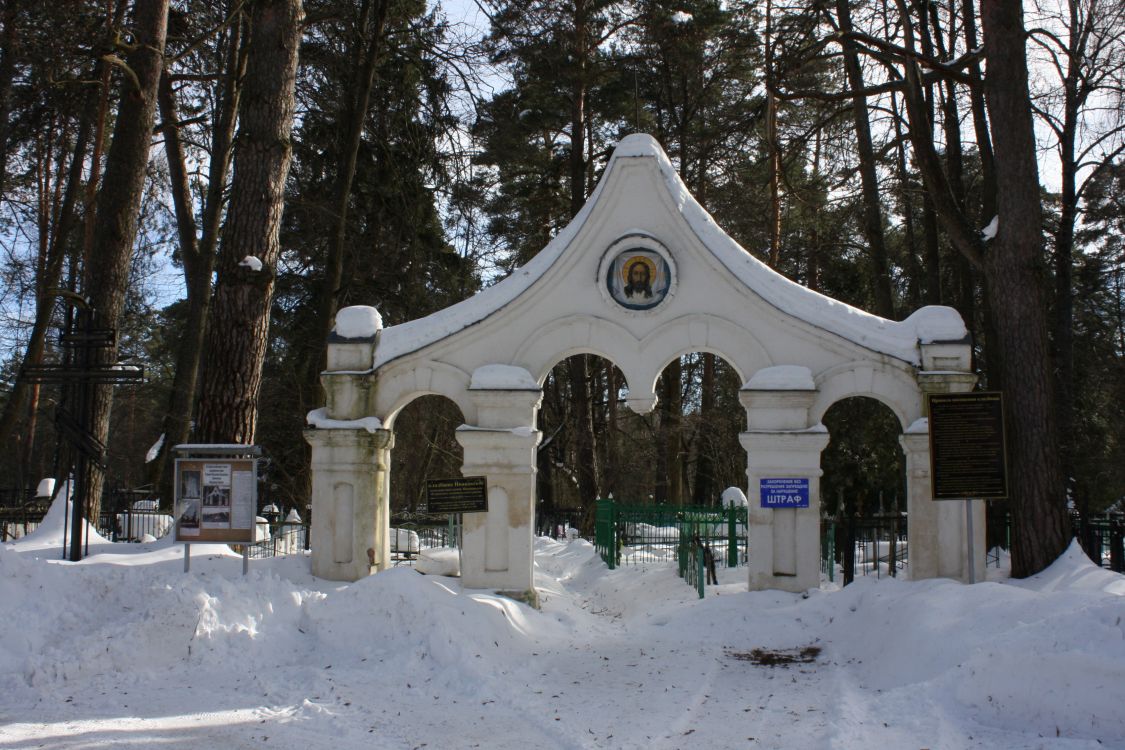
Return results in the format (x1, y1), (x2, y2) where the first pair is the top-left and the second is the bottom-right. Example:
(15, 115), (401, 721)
(320, 133), (967, 424)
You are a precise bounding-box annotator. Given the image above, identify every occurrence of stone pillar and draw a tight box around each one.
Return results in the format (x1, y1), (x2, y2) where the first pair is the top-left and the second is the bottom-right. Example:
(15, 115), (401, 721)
(304, 314), (389, 582)
(304, 427), (393, 581)
(740, 371), (829, 593)
(456, 385), (542, 593)
(903, 366), (986, 582)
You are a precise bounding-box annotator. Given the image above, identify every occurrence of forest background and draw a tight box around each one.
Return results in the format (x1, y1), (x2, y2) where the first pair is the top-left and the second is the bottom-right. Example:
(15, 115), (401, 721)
(0, 0), (1121, 576)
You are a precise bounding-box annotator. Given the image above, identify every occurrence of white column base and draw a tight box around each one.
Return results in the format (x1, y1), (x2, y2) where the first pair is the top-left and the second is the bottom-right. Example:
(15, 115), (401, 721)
(305, 428), (392, 581)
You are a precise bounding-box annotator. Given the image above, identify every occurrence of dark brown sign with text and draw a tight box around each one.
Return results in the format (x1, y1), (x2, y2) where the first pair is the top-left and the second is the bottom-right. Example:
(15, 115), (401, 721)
(426, 476), (488, 514)
(928, 392), (1009, 500)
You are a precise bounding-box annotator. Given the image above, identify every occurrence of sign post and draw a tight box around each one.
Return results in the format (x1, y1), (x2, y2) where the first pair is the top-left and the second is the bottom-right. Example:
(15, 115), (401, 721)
(927, 392), (1009, 584)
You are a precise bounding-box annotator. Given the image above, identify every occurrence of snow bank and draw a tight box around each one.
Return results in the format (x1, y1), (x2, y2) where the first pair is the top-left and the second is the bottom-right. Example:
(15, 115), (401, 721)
(1, 519), (1122, 749)
(7, 481), (109, 551)
(1011, 538), (1125, 596)
(416, 547), (460, 576)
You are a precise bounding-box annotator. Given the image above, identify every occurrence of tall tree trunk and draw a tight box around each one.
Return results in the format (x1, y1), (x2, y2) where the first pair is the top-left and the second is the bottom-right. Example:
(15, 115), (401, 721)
(568, 355), (602, 509)
(888, 0), (1068, 575)
(656, 359), (683, 505)
(979, 0), (1069, 576)
(81, 0), (169, 536)
(196, 0), (303, 444)
(148, 13), (246, 502)
(835, 0), (894, 318)
(567, 0), (601, 520)
(691, 353), (715, 506)
(1051, 0), (1086, 511)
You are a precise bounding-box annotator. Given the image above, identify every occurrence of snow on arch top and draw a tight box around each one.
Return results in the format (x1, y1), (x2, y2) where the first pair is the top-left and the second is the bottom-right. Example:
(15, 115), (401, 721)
(334, 305), (383, 340)
(370, 133), (967, 370)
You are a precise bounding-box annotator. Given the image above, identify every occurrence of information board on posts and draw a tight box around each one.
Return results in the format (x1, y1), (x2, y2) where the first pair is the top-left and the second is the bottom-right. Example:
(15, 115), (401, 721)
(928, 391), (1009, 500)
(759, 477), (810, 508)
(427, 476), (488, 514)
(174, 458), (257, 543)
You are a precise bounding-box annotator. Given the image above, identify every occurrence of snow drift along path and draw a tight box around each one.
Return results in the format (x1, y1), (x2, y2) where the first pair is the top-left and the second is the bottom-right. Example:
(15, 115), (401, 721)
(1, 535), (1122, 750)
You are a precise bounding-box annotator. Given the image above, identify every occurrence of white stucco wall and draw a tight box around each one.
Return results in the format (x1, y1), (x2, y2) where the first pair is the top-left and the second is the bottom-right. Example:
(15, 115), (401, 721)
(306, 133), (977, 591)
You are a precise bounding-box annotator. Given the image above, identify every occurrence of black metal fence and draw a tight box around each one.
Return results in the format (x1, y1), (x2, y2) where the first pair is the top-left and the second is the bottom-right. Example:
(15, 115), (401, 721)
(821, 514), (908, 585)
(245, 520), (309, 559)
(0, 501), (49, 541)
(242, 511), (460, 562)
(1072, 512), (1125, 573)
(389, 512), (460, 565)
(823, 509), (1125, 585)
(95, 487), (173, 542)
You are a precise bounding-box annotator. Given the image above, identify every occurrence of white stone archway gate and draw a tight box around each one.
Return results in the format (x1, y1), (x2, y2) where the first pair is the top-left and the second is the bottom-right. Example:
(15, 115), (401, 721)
(304, 134), (985, 593)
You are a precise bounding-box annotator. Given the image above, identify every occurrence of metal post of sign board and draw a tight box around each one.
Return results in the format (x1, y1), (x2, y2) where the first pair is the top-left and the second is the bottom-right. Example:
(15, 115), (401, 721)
(965, 500), (975, 584)
(243, 545), (249, 576)
(184, 542), (190, 573)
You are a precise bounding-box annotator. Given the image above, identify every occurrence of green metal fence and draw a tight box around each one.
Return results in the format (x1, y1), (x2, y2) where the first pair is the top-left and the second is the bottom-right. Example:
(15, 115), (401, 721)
(595, 497), (747, 591)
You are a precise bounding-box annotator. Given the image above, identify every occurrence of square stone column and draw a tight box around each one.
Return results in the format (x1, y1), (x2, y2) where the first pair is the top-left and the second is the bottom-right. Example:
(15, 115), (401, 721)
(906, 369), (985, 583)
(740, 430), (830, 592)
(740, 377), (829, 593)
(456, 385), (542, 593)
(900, 426), (986, 583)
(304, 427), (393, 581)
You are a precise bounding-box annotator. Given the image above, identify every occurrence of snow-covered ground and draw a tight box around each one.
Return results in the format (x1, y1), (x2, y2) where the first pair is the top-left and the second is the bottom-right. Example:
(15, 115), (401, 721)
(2, 504), (1123, 749)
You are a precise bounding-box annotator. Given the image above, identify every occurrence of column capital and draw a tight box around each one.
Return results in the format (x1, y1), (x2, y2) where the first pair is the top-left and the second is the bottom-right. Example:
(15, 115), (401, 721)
(898, 428), (930, 456)
(740, 390), (818, 431)
(918, 339), (971, 372)
(306, 427), (393, 452)
(320, 371), (376, 420)
(740, 428), (830, 459)
(917, 371), (977, 395)
(456, 426), (541, 475)
(468, 388), (543, 429)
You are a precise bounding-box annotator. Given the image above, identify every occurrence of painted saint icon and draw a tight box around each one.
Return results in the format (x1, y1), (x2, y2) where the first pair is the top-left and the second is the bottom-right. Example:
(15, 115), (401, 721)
(607, 249), (671, 310)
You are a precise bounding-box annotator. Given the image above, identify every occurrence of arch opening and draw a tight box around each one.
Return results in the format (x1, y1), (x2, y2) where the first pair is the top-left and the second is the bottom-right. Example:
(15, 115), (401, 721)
(537, 351), (748, 540)
(649, 351), (746, 508)
(388, 394), (466, 516)
(820, 396), (906, 584)
(535, 353), (631, 537)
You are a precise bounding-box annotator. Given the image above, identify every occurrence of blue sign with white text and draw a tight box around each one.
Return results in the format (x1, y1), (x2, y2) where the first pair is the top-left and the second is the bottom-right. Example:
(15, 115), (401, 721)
(759, 478), (810, 508)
